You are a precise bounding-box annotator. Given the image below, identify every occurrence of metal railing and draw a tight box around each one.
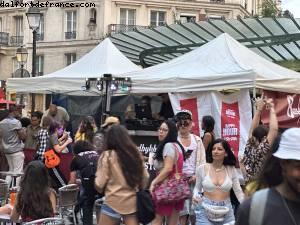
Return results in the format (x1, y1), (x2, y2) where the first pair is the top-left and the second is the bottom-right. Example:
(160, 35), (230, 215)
(108, 24), (148, 35)
(10, 36), (23, 46)
(65, 31), (76, 40)
(0, 32), (9, 45)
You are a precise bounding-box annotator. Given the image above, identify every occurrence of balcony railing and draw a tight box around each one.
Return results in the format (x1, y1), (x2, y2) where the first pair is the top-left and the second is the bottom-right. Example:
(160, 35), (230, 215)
(10, 36), (23, 46)
(108, 24), (148, 35)
(210, 0), (225, 3)
(65, 31), (76, 40)
(0, 32), (9, 45)
(36, 33), (44, 41)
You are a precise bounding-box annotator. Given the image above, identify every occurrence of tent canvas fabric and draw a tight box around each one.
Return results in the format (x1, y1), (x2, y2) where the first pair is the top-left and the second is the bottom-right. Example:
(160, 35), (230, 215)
(7, 33), (300, 95)
(7, 38), (141, 95)
(125, 33), (300, 94)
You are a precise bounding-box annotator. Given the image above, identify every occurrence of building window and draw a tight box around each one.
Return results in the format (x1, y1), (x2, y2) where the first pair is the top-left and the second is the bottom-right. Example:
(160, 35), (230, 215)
(35, 55), (44, 76)
(150, 11), (166, 26)
(120, 8), (136, 25)
(37, 14), (44, 41)
(90, 8), (97, 24)
(180, 15), (196, 23)
(65, 11), (77, 39)
(14, 16), (23, 36)
(0, 18), (2, 32)
(65, 53), (76, 66)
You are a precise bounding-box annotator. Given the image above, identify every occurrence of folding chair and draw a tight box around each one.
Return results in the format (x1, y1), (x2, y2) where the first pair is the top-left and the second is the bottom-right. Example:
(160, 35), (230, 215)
(0, 179), (9, 206)
(58, 184), (79, 225)
(23, 217), (64, 225)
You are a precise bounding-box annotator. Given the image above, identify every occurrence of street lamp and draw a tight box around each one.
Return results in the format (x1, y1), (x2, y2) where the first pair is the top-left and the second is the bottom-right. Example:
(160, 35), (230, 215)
(16, 46), (28, 105)
(26, 7), (42, 113)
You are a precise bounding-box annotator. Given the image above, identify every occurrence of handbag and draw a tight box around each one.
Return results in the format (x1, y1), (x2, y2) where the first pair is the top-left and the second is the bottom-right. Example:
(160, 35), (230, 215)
(136, 189), (155, 225)
(43, 149), (60, 168)
(152, 144), (190, 204)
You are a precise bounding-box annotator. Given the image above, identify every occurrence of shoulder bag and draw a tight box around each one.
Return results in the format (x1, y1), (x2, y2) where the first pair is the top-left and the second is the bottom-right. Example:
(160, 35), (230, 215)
(152, 144), (190, 204)
(136, 189), (155, 225)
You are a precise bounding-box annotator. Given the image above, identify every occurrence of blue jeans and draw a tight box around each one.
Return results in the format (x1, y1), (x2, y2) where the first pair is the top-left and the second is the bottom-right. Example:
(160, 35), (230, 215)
(101, 204), (122, 220)
(194, 197), (235, 225)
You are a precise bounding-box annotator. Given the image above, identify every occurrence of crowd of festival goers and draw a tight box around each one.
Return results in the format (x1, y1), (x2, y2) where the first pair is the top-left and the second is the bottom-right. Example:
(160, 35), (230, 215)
(0, 95), (299, 225)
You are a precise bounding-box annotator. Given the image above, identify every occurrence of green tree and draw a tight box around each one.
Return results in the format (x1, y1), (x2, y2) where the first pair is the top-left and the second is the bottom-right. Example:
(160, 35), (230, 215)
(261, 0), (278, 17)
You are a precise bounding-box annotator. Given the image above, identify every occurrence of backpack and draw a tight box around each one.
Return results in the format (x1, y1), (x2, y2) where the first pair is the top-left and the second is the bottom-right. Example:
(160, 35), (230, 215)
(44, 149), (60, 168)
(78, 151), (99, 181)
(249, 188), (269, 225)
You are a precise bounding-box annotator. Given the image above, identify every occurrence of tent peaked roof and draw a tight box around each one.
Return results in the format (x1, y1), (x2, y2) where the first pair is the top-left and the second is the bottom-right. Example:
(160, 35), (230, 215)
(46, 38), (141, 78)
(127, 33), (256, 93)
(7, 38), (141, 95)
(127, 33), (300, 93)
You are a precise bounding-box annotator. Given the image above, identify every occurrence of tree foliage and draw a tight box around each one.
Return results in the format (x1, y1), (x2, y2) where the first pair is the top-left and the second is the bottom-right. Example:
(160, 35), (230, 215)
(261, 0), (278, 17)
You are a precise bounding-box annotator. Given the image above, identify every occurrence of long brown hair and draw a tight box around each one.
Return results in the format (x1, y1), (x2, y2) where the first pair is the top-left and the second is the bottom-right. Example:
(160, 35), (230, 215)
(16, 161), (53, 220)
(105, 125), (144, 188)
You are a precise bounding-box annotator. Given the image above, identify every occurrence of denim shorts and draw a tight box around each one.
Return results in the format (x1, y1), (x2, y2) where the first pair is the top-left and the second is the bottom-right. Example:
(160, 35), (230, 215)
(194, 197), (235, 225)
(101, 203), (122, 219)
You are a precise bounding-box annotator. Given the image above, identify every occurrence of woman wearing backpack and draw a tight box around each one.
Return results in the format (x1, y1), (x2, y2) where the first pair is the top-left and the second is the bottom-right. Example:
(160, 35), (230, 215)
(95, 125), (148, 225)
(69, 140), (99, 225)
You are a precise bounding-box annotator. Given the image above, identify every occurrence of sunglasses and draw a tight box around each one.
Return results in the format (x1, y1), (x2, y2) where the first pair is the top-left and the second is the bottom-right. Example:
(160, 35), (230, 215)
(178, 120), (191, 127)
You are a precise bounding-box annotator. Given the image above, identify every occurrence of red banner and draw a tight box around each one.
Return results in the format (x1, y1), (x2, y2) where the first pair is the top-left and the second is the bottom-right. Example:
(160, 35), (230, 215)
(179, 98), (200, 135)
(0, 88), (4, 99)
(221, 102), (240, 158)
(262, 90), (300, 128)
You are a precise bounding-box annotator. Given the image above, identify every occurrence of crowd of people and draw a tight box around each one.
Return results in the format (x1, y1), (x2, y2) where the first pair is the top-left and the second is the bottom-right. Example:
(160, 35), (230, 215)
(0, 94), (299, 225)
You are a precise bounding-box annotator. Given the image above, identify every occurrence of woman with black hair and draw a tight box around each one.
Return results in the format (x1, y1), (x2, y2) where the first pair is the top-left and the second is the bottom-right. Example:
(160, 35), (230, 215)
(201, 115), (215, 154)
(95, 125), (148, 225)
(193, 139), (244, 225)
(150, 120), (186, 225)
(69, 140), (99, 225)
(242, 96), (278, 184)
(10, 160), (56, 222)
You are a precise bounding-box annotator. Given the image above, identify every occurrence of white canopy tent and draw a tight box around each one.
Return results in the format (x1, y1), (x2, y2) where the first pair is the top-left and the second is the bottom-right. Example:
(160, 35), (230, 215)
(7, 38), (141, 95)
(125, 33), (300, 94)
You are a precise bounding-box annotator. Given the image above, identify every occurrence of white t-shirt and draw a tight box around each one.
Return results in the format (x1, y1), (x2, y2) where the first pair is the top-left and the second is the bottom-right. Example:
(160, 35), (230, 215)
(178, 134), (198, 176)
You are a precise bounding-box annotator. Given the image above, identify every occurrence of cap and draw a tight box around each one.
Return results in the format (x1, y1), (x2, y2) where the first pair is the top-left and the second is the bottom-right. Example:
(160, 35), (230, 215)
(101, 116), (120, 128)
(273, 128), (300, 161)
(175, 109), (192, 120)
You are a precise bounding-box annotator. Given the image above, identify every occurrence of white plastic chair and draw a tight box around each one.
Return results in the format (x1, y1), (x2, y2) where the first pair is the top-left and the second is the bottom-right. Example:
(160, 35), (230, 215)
(58, 184), (79, 225)
(23, 217), (64, 225)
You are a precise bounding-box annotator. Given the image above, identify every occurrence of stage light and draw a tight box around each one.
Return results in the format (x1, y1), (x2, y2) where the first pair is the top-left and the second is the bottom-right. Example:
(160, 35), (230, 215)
(110, 82), (118, 91)
(85, 78), (90, 90)
(96, 78), (103, 91)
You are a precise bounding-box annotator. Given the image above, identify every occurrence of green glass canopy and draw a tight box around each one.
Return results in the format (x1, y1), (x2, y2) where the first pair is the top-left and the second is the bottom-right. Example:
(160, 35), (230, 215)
(109, 16), (300, 68)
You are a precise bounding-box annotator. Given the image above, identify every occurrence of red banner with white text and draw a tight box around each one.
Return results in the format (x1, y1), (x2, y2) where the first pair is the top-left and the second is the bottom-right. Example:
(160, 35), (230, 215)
(221, 102), (240, 158)
(179, 98), (200, 136)
(262, 90), (300, 128)
(169, 90), (252, 158)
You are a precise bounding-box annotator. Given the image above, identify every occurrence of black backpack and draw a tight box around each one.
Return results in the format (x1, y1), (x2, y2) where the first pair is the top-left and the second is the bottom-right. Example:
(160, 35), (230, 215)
(78, 151), (99, 181)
